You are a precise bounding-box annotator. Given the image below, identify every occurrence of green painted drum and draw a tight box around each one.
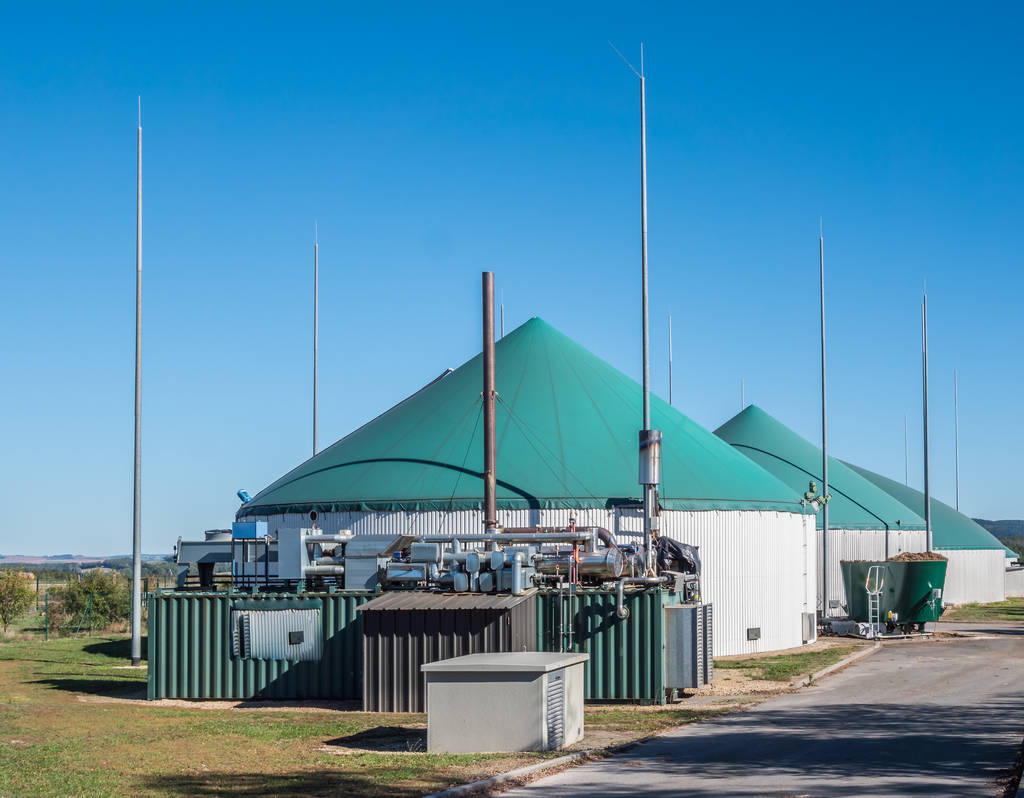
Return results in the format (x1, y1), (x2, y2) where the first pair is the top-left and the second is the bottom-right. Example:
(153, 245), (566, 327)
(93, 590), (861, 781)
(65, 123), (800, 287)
(840, 560), (947, 625)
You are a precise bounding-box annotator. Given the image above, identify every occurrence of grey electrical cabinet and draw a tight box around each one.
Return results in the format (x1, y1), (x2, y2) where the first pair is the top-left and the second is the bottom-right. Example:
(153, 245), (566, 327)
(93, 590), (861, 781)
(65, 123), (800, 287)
(422, 652), (589, 753)
(665, 603), (714, 690)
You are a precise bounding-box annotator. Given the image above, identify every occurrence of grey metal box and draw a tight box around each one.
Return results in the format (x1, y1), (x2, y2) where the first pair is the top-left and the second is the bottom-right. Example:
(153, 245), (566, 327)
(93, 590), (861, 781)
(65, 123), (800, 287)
(665, 603), (714, 689)
(343, 535), (395, 591)
(802, 611), (817, 644)
(422, 652), (588, 753)
(277, 528), (308, 580)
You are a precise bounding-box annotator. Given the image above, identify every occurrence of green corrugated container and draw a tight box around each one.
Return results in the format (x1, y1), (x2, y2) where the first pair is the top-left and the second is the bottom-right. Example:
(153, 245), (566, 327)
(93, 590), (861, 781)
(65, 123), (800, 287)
(147, 591), (370, 700)
(840, 560), (947, 625)
(537, 588), (683, 705)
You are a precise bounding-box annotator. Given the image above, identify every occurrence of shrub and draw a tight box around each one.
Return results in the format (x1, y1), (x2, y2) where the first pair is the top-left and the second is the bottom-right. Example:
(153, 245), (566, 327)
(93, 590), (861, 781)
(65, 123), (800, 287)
(53, 571), (131, 632)
(0, 571), (34, 633)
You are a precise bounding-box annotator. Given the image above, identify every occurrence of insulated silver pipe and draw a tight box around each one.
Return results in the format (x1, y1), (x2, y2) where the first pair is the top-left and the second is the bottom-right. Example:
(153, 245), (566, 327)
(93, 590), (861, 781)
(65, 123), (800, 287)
(302, 564), (346, 576)
(305, 533), (353, 544)
(615, 576), (666, 619)
(419, 531), (593, 544)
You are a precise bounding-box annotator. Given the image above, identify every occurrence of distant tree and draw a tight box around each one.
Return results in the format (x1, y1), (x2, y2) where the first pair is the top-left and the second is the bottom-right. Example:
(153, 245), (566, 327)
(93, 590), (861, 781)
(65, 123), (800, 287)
(0, 571), (34, 633)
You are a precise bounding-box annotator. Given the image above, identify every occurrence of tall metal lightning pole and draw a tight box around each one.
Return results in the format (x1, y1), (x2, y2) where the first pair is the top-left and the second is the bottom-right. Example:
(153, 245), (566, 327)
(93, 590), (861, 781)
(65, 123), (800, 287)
(904, 413), (910, 485)
(639, 48), (650, 435)
(818, 220), (830, 616)
(313, 223), (319, 456)
(922, 293), (932, 550)
(668, 315), (673, 406)
(954, 369), (960, 511)
(130, 99), (143, 666)
(612, 42), (659, 574)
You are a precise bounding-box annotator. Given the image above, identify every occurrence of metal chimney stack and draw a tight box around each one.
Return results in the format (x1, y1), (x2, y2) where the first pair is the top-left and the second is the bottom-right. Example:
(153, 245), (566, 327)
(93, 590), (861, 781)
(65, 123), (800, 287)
(482, 272), (497, 531)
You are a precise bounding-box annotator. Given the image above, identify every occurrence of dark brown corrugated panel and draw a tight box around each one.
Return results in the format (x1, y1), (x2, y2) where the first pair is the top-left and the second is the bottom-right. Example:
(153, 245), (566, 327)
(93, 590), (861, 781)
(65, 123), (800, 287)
(361, 594), (539, 712)
(147, 592), (371, 701)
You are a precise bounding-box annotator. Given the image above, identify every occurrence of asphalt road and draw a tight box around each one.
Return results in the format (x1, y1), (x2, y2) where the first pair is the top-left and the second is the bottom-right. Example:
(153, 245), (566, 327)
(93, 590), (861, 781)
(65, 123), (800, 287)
(505, 630), (1024, 797)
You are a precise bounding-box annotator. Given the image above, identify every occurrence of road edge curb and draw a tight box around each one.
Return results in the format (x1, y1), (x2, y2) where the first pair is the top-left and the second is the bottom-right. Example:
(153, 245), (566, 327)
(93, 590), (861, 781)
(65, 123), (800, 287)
(422, 750), (595, 798)
(794, 641), (881, 687)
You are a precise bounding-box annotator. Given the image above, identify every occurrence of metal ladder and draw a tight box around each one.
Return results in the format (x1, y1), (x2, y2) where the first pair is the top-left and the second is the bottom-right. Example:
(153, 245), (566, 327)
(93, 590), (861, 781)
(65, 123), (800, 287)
(865, 565), (885, 639)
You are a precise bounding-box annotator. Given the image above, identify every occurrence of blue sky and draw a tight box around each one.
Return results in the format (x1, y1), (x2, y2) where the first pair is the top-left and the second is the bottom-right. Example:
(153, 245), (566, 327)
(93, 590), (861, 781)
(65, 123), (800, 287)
(1, 4), (1021, 555)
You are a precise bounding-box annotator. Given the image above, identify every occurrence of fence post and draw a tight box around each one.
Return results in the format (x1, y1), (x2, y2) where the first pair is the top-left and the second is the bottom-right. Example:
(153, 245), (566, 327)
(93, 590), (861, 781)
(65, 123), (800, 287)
(44, 592), (48, 642)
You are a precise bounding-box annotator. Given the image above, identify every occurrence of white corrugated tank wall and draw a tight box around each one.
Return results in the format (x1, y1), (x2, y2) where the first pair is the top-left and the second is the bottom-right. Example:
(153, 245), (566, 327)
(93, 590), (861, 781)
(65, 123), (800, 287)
(938, 548), (1006, 605)
(657, 510), (809, 656)
(1005, 567), (1024, 598)
(248, 507), (811, 656)
(818, 528), (926, 616)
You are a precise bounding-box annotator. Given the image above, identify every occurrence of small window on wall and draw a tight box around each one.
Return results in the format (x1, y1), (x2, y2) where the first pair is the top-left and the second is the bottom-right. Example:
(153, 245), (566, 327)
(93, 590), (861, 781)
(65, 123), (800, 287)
(230, 608), (322, 661)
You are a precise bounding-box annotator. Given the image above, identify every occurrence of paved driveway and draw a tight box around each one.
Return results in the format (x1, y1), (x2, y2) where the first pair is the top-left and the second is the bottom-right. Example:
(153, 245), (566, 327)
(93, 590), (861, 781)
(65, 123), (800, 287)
(505, 633), (1024, 797)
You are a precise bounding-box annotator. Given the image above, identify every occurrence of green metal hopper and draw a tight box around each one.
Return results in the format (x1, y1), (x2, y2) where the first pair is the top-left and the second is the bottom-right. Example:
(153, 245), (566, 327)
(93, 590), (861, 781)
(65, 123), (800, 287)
(840, 560), (947, 628)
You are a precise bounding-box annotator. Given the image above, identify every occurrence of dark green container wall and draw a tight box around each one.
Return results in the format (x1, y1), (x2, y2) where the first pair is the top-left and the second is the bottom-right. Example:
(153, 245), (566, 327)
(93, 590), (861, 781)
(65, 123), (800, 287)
(537, 588), (681, 705)
(840, 561), (948, 624)
(147, 592), (370, 700)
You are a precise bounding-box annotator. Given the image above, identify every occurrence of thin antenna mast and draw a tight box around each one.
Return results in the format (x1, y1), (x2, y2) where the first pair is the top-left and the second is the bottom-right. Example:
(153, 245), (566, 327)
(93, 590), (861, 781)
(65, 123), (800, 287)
(313, 223), (319, 456)
(612, 41), (660, 575)
(130, 98), (143, 666)
(954, 369), (959, 511)
(922, 291), (932, 550)
(904, 413), (909, 485)
(819, 219), (830, 616)
(668, 314), (673, 406)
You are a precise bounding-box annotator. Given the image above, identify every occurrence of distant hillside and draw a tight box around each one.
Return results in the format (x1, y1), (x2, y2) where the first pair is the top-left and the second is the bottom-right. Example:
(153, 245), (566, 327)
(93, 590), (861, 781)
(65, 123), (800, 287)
(974, 519), (1024, 539)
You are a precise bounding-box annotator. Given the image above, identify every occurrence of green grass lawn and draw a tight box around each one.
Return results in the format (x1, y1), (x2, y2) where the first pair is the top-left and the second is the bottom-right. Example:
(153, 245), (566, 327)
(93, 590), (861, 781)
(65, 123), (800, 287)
(715, 642), (866, 682)
(941, 596), (1024, 623)
(0, 634), (723, 797)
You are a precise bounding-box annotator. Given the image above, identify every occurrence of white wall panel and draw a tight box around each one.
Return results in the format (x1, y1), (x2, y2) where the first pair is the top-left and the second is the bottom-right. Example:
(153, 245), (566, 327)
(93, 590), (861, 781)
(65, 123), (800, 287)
(659, 510), (809, 656)
(939, 548), (1006, 605)
(1005, 567), (1024, 598)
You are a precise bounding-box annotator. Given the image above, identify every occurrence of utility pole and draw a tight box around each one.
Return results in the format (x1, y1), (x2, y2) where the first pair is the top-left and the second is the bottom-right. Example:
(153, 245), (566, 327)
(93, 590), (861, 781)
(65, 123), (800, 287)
(819, 220), (830, 616)
(954, 369), (960, 511)
(668, 315), (673, 406)
(612, 42), (661, 574)
(313, 223), (319, 456)
(922, 292), (932, 550)
(904, 413), (909, 486)
(130, 99), (143, 666)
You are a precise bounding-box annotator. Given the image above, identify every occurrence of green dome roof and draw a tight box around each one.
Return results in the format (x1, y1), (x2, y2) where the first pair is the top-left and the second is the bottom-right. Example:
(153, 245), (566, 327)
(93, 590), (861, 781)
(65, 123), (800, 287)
(841, 461), (1005, 551)
(715, 405), (926, 531)
(239, 319), (807, 517)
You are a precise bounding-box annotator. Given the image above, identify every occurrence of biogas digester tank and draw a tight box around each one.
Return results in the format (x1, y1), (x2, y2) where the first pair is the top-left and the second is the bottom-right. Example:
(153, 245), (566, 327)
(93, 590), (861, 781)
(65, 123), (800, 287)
(840, 559), (948, 625)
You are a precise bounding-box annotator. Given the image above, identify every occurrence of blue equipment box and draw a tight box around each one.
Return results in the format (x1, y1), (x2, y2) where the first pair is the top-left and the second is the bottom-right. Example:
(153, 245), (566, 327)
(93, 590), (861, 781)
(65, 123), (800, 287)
(232, 521), (268, 539)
